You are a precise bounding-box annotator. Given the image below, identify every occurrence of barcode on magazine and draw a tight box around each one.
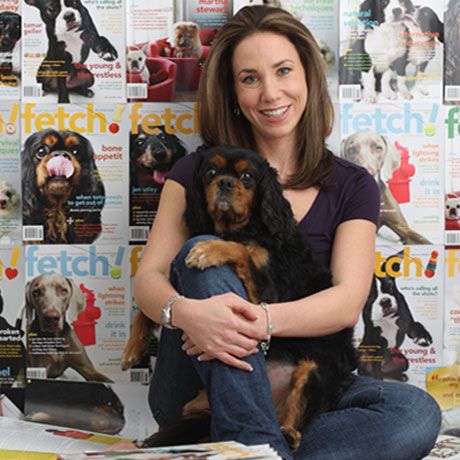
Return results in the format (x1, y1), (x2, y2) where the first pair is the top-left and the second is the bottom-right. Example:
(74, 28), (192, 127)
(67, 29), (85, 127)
(127, 83), (147, 99)
(23, 226), (44, 241)
(26, 368), (47, 379)
(130, 226), (149, 242)
(340, 85), (362, 100)
(129, 369), (150, 384)
(446, 233), (460, 245)
(23, 85), (43, 98)
(445, 86), (460, 101)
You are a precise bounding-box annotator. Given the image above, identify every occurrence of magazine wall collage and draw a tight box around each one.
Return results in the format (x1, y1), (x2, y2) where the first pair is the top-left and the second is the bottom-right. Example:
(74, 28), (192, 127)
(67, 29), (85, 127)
(0, 0), (460, 440)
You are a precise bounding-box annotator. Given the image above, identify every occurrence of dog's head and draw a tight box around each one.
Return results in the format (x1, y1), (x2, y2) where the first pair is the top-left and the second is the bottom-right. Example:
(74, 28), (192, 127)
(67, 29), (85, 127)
(340, 132), (400, 181)
(0, 180), (20, 216)
(25, 274), (85, 334)
(360, 0), (415, 25)
(185, 146), (297, 244)
(316, 39), (335, 72)
(415, 7), (443, 41)
(130, 125), (187, 186)
(446, 194), (460, 221)
(126, 49), (147, 73)
(170, 21), (200, 51)
(0, 12), (21, 53)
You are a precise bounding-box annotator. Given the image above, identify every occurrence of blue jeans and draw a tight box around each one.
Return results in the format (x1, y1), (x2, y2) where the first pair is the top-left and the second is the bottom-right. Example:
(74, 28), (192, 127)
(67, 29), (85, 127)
(149, 236), (442, 460)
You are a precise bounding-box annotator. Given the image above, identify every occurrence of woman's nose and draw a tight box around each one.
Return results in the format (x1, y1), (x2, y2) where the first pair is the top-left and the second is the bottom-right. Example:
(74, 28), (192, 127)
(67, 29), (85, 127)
(261, 77), (280, 102)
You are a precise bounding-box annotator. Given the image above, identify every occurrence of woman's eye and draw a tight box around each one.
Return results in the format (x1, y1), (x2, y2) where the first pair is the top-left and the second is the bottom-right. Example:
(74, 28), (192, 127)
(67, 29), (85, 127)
(242, 75), (257, 84)
(278, 67), (291, 76)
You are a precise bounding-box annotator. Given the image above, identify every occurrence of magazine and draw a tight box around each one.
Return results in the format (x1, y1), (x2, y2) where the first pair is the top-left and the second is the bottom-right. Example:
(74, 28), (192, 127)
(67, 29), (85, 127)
(177, 0), (233, 29)
(423, 435), (460, 459)
(21, 103), (129, 245)
(339, 102), (444, 245)
(354, 245), (444, 389)
(0, 0), (21, 99)
(22, 0), (126, 103)
(444, 0), (460, 103)
(0, 101), (21, 244)
(444, 248), (460, 354)
(125, 0), (175, 101)
(128, 102), (202, 243)
(339, 0), (444, 103)
(445, 107), (460, 245)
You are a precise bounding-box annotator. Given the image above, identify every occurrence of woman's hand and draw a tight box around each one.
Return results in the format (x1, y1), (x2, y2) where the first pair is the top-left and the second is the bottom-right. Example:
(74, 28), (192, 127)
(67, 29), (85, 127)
(173, 293), (269, 371)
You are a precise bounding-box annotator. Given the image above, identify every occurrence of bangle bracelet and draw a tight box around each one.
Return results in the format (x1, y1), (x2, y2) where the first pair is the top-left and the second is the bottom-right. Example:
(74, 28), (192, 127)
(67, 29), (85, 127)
(259, 301), (272, 356)
(160, 294), (184, 329)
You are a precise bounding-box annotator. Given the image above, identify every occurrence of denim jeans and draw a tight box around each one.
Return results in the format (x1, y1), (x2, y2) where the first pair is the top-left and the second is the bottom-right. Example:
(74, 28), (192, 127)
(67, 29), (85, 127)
(149, 236), (442, 460)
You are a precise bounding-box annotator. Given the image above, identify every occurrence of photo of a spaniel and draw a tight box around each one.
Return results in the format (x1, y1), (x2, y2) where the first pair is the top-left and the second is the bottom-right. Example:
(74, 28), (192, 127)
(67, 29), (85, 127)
(169, 21), (203, 59)
(0, 180), (20, 241)
(358, 257), (433, 382)
(445, 0), (460, 88)
(21, 274), (111, 382)
(341, 132), (431, 244)
(125, 146), (357, 451)
(22, 130), (105, 244)
(0, 11), (21, 87)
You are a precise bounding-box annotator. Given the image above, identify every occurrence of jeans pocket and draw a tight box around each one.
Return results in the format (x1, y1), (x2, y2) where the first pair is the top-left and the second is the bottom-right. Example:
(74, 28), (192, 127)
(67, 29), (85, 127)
(337, 382), (384, 410)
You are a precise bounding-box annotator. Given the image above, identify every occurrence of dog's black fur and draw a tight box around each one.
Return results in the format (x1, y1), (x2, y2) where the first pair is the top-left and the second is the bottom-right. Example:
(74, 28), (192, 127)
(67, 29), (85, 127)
(0, 11), (21, 85)
(22, 129), (105, 244)
(24, 0), (118, 103)
(358, 254), (432, 382)
(143, 146), (358, 449)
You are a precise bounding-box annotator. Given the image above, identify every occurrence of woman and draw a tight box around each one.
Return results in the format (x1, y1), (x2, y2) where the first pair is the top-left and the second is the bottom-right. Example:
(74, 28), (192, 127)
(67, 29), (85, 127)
(135, 6), (441, 459)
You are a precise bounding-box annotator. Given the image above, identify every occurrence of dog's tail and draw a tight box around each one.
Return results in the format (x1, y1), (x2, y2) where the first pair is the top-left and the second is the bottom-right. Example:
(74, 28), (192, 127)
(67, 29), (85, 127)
(140, 410), (211, 448)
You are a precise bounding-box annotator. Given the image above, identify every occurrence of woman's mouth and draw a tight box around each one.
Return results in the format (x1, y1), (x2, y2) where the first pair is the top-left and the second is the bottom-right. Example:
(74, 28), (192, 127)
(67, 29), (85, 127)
(260, 106), (289, 118)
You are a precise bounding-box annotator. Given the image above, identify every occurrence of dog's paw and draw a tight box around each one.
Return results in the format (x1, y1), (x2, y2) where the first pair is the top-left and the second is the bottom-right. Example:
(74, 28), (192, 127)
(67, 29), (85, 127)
(398, 88), (414, 100)
(282, 426), (301, 451)
(383, 90), (397, 100)
(410, 322), (433, 347)
(362, 91), (377, 104)
(95, 36), (118, 61)
(185, 241), (226, 270)
(415, 84), (429, 96)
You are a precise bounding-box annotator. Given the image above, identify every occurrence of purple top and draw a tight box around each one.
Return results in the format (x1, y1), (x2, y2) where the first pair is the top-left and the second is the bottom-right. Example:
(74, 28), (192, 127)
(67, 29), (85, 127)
(167, 150), (380, 268)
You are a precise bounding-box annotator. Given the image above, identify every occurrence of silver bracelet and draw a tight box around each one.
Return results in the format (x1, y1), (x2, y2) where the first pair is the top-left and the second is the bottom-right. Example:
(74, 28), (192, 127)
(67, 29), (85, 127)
(160, 294), (184, 329)
(259, 301), (272, 356)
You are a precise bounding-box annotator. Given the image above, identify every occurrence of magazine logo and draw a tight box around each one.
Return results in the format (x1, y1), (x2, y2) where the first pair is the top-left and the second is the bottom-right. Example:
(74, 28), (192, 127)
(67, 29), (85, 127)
(342, 103), (439, 136)
(21, 104), (119, 135)
(446, 249), (460, 278)
(129, 246), (144, 277)
(445, 107), (460, 140)
(0, 246), (20, 280)
(0, 103), (19, 135)
(26, 246), (125, 278)
(129, 103), (200, 135)
(375, 248), (439, 278)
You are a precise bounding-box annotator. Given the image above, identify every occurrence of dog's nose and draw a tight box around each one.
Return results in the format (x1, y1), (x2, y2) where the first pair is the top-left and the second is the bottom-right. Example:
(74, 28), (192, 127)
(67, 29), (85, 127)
(51, 151), (71, 160)
(218, 178), (235, 192)
(380, 297), (392, 309)
(0, 200), (6, 206)
(153, 150), (167, 162)
(64, 11), (76, 22)
(392, 8), (402, 18)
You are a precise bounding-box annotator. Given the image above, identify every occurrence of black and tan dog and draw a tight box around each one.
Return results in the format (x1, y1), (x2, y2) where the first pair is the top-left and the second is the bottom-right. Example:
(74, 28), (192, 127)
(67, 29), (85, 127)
(22, 129), (105, 244)
(0, 11), (21, 86)
(124, 146), (357, 450)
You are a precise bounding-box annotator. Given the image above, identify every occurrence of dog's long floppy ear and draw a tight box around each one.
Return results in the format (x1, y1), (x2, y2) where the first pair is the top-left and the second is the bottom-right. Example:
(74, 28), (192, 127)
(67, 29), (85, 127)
(184, 153), (215, 236)
(67, 278), (85, 323)
(381, 135), (401, 182)
(259, 162), (297, 247)
(24, 279), (35, 329)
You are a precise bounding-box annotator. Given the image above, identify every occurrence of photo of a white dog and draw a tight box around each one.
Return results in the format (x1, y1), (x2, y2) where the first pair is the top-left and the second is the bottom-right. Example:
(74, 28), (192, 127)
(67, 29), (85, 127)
(126, 48), (150, 84)
(0, 180), (20, 242)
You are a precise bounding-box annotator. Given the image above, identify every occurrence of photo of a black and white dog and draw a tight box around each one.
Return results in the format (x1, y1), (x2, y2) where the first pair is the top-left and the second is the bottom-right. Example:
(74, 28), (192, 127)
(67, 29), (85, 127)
(0, 11), (21, 88)
(340, 0), (444, 102)
(24, 0), (118, 103)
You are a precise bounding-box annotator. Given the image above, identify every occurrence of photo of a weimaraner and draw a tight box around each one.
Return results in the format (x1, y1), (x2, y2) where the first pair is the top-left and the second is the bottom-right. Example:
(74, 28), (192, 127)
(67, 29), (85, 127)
(22, 274), (111, 382)
(341, 132), (431, 245)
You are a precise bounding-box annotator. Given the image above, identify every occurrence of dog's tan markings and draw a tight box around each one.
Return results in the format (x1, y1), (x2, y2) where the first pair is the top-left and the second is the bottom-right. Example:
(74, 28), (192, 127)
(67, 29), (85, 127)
(42, 134), (58, 147)
(209, 153), (227, 169)
(278, 360), (318, 451)
(234, 159), (251, 174)
(185, 240), (259, 302)
(63, 134), (79, 147)
(183, 390), (210, 416)
(247, 244), (269, 270)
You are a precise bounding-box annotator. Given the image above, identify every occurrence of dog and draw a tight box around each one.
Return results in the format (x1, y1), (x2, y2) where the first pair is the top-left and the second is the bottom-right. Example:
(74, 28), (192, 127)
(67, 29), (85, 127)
(126, 48), (150, 84)
(22, 129), (105, 244)
(317, 39), (335, 73)
(446, 194), (460, 222)
(169, 21), (203, 59)
(0, 11), (21, 87)
(358, 257), (433, 382)
(20, 274), (111, 382)
(126, 146), (358, 451)
(445, 0), (460, 88)
(341, 132), (431, 244)
(0, 180), (20, 241)
(24, 0), (118, 103)
(341, 0), (443, 102)
(25, 378), (125, 433)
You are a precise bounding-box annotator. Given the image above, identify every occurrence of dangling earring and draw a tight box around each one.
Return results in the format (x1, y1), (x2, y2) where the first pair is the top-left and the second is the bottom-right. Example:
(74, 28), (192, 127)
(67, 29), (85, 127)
(233, 104), (240, 116)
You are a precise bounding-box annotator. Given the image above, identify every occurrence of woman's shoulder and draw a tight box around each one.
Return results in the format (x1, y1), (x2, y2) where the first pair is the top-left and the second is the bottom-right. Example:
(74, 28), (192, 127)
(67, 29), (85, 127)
(166, 146), (205, 187)
(328, 155), (378, 193)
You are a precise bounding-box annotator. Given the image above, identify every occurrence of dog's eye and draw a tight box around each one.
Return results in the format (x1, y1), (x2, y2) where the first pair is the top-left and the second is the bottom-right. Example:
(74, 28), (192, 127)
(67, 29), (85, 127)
(347, 147), (357, 156)
(58, 287), (69, 296)
(32, 287), (41, 297)
(205, 168), (217, 179)
(239, 171), (253, 184)
(69, 147), (79, 156)
(46, 5), (57, 16)
(5, 191), (11, 198)
(36, 145), (50, 159)
(135, 138), (145, 147)
(138, 57), (142, 61)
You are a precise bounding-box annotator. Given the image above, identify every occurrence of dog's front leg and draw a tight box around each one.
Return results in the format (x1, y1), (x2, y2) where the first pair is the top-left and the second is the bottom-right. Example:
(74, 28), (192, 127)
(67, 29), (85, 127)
(361, 70), (377, 103)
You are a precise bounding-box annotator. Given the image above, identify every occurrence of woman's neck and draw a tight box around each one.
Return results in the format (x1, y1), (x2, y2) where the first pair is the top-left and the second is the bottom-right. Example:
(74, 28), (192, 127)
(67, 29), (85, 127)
(256, 138), (298, 184)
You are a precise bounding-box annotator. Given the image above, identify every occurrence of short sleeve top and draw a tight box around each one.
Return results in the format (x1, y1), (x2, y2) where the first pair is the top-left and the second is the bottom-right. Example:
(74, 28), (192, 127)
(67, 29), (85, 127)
(167, 149), (380, 268)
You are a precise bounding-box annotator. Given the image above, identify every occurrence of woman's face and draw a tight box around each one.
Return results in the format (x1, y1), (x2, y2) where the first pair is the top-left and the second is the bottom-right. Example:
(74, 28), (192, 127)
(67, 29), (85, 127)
(232, 31), (308, 148)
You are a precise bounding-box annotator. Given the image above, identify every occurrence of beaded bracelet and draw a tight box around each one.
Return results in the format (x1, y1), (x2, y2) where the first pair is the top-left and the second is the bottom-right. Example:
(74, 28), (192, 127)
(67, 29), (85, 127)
(259, 301), (273, 356)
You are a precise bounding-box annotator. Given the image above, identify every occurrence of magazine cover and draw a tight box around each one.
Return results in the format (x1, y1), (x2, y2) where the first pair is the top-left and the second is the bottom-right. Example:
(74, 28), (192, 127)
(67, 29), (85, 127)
(355, 245), (444, 389)
(129, 102), (202, 243)
(444, 0), (460, 103)
(21, 103), (129, 245)
(177, 0), (232, 28)
(22, 0), (126, 103)
(126, 0), (175, 101)
(0, 102), (21, 244)
(0, 0), (21, 99)
(0, 245), (26, 398)
(234, 0), (338, 101)
(339, 0), (444, 103)
(339, 102), (444, 245)
(445, 107), (460, 245)
(21, 244), (130, 384)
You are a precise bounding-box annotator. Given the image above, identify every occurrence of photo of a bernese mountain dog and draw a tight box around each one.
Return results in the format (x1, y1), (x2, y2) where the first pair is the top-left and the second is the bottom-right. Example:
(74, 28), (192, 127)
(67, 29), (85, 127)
(22, 130), (105, 244)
